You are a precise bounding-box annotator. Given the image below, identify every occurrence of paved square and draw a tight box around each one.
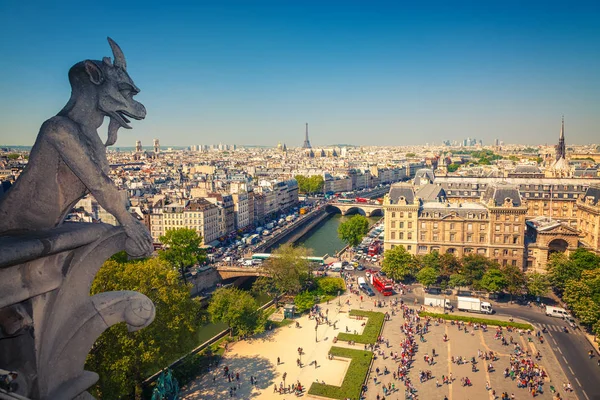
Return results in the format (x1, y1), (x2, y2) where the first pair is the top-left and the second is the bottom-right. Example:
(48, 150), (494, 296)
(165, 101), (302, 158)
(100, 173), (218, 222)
(181, 295), (577, 400)
(181, 300), (367, 399)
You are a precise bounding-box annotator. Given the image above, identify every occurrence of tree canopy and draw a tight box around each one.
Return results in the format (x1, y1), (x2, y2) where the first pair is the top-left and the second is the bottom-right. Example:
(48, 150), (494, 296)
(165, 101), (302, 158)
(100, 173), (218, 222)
(547, 249), (600, 293)
(159, 228), (206, 283)
(295, 175), (325, 194)
(86, 257), (201, 399)
(479, 268), (507, 293)
(337, 215), (370, 247)
(416, 266), (438, 287)
(525, 272), (550, 298)
(501, 265), (526, 299)
(208, 287), (265, 336)
(255, 244), (313, 296)
(381, 245), (416, 282)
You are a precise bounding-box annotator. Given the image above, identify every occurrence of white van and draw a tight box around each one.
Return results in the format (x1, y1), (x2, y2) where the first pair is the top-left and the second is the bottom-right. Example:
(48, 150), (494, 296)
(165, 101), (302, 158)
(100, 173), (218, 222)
(545, 306), (570, 319)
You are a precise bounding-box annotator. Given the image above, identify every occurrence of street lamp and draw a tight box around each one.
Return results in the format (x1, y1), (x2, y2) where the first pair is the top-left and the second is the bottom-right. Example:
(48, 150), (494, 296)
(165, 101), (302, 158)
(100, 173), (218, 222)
(315, 324), (318, 342)
(337, 290), (341, 306)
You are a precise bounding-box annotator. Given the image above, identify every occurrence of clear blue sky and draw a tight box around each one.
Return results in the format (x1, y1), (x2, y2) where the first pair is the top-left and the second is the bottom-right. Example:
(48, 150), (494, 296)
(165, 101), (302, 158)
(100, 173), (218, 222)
(1, 0), (599, 147)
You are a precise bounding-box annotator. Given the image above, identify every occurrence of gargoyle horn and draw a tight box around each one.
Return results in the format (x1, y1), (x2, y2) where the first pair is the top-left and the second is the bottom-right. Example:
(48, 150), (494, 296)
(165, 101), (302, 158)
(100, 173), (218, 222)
(107, 37), (127, 70)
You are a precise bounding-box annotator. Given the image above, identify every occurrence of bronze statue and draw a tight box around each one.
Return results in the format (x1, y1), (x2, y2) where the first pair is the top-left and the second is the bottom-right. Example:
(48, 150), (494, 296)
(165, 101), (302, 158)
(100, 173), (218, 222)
(0, 37), (152, 257)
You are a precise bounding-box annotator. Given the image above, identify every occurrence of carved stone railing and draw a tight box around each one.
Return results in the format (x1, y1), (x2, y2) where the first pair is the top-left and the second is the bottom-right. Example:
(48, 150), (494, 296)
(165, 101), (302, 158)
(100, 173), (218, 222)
(0, 223), (155, 400)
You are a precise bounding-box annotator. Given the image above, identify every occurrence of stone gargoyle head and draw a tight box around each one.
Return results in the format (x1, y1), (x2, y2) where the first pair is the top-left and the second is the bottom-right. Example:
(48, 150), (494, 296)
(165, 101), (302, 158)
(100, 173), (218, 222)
(63, 37), (146, 146)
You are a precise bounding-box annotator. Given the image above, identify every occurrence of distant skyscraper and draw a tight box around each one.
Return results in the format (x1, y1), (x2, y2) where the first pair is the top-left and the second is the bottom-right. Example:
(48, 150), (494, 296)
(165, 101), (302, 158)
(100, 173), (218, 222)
(302, 123), (312, 149)
(153, 138), (160, 154)
(135, 140), (142, 152)
(556, 116), (566, 161)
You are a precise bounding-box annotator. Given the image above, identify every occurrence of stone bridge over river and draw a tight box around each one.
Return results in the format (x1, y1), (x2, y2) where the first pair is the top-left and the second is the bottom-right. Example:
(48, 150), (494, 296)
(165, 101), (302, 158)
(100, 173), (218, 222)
(326, 202), (384, 217)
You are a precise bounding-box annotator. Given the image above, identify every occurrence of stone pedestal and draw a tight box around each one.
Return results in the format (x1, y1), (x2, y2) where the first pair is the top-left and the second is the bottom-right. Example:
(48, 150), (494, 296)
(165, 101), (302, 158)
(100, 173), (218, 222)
(0, 223), (155, 399)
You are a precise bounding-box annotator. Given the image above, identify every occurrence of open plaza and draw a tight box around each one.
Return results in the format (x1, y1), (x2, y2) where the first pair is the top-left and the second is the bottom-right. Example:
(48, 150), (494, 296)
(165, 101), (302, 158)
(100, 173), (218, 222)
(181, 290), (576, 400)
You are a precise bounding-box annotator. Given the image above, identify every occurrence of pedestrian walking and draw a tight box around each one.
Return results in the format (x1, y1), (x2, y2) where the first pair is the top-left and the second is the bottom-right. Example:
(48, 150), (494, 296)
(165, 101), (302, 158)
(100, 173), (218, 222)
(277, 356), (280, 365)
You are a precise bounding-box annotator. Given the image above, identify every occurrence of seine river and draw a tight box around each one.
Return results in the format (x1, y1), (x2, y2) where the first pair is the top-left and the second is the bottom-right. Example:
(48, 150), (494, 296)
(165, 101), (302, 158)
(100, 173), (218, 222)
(295, 213), (380, 257)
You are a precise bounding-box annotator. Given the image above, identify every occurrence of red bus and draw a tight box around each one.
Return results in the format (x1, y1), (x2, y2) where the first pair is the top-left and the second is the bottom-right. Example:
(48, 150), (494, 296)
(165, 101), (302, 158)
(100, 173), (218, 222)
(373, 274), (393, 296)
(368, 241), (381, 257)
(355, 197), (368, 203)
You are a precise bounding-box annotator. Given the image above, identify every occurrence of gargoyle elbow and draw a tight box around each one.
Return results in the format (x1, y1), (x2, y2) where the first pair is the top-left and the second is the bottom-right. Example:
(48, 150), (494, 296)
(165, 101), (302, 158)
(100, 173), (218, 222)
(91, 291), (155, 332)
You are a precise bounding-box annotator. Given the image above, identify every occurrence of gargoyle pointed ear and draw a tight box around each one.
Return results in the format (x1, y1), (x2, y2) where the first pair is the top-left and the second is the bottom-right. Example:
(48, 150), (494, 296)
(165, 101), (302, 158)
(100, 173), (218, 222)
(107, 37), (127, 70)
(84, 60), (104, 85)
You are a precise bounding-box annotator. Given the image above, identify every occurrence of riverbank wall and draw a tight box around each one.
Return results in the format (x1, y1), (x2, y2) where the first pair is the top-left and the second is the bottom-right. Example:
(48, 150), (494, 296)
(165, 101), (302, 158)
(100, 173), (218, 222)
(265, 211), (333, 252)
(257, 209), (330, 253)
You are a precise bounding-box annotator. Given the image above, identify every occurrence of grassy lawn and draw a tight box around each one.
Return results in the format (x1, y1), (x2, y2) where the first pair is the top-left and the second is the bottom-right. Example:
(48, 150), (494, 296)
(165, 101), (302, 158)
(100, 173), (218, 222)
(308, 346), (372, 400)
(419, 311), (534, 330)
(337, 310), (385, 344)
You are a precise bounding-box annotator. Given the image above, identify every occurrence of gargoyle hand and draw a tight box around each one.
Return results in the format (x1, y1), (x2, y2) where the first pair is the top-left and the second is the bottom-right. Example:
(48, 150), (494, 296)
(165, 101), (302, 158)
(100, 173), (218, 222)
(123, 218), (153, 258)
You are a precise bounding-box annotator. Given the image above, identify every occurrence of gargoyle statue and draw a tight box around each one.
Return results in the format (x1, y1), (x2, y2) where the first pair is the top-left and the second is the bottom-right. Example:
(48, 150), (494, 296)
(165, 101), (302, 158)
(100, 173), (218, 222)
(0, 37), (152, 257)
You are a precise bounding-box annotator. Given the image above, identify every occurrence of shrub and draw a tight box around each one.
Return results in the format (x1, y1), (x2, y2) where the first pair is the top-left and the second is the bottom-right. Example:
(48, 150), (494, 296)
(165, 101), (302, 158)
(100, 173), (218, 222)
(294, 291), (315, 313)
(337, 310), (385, 344)
(308, 346), (372, 399)
(419, 311), (533, 330)
(317, 277), (346, 295)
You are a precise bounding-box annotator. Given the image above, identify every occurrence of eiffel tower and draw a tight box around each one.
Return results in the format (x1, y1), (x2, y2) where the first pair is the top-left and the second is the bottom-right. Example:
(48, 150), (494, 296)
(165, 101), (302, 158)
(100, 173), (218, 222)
(302, 122), (312, 149)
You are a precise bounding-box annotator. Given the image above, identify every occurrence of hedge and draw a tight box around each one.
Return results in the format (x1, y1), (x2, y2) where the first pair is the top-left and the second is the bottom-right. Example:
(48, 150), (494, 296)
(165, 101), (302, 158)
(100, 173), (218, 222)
(336, 310), (385, 345)
(308, 346), (372, 399)
(419, 311), (534, 330)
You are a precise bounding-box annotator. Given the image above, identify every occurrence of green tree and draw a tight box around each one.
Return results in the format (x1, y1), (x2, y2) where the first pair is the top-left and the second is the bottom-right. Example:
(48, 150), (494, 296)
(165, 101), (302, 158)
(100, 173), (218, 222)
(502, 265), (526, 300)
(438, 253), (462, 280)
(415, 251), (442, 271)
(295, 175), (325, 194)
(381, 246), (416, 282)
(462, 254), (496, 287)
(416, 267), (439, 287)
(316, 277), (346, 295)
(208, 287), (265, 336)
(508, 155), (520, 162)
(86, 257), (200, 399)
(308, 175), (325, 194)
(337, 215), (370, 247)
(294, 291), (316, 313)
(526, 272), (550, 298)
(569, 248), (600, 271)
(479, 268), (507, 293)
(562, 279), (592, 312)
(257, 244), (312, 296)
(572, 298), (600, 326)
(547, 253), (580, 292)
(478, 157), (491, 165)
(593, 319), (600, 337)
(159, 228), (205, 284)
(447, 163), (460, 172)
(448, 273), (469, 288)
(405, 152), (416, 158)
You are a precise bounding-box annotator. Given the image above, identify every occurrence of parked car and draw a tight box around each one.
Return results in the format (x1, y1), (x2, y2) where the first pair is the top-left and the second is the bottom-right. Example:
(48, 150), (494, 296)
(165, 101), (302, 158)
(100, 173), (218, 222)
(356, 265), (365, 271)
(344, 265), (355, 271)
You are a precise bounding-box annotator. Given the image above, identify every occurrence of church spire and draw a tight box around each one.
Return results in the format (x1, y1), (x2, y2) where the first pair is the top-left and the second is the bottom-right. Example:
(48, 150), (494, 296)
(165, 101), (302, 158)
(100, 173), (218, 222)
(556, 115), (566, 161)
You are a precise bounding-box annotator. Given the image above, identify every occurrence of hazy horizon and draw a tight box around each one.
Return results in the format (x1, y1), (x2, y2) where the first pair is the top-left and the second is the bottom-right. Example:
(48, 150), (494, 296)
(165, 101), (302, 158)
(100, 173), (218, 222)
(1, 1), (599, 147)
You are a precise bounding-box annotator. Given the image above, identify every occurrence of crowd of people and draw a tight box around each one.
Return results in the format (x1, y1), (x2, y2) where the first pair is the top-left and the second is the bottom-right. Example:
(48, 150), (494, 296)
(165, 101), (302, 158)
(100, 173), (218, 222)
(357, 290), (562, 400)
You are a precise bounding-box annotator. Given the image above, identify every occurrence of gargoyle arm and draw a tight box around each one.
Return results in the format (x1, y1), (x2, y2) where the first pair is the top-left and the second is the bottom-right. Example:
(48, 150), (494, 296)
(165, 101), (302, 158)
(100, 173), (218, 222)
(44, 118), (132, 226)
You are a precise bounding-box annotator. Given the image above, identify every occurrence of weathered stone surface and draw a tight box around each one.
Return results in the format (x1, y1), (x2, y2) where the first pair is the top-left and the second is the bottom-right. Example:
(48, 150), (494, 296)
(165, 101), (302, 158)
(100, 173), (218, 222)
(0, 39), (156, 399)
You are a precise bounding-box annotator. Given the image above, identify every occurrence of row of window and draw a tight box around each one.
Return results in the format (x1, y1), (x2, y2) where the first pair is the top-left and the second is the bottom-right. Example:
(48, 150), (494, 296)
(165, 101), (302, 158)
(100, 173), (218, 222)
(390, 212), (414, 218)
(445, 183), (581, 191)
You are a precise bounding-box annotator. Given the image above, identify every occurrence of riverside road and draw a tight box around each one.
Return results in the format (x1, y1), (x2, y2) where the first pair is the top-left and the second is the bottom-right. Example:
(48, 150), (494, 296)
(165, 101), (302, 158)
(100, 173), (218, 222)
(344, 267), (600, 400)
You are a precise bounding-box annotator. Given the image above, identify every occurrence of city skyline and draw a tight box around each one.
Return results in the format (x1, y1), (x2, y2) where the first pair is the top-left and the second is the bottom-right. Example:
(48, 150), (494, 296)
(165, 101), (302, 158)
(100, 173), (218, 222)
(1, 1), (599, 147)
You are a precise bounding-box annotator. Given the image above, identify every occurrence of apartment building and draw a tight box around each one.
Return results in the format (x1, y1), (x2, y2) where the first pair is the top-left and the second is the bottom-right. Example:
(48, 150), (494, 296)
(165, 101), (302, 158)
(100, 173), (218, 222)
(384, 182), (528, 268)
(577, 184), (600, 253)
(232, 192), (250, 230)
